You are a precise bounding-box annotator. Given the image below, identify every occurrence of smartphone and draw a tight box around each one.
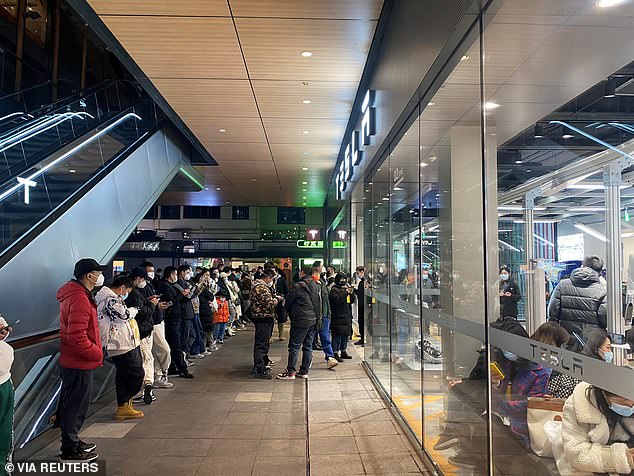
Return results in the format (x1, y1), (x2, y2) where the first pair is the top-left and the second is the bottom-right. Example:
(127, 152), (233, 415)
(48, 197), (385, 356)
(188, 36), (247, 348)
(609, 333), (626, 345)
(490, 361), (506, 381)
(1, 319), (20, 330)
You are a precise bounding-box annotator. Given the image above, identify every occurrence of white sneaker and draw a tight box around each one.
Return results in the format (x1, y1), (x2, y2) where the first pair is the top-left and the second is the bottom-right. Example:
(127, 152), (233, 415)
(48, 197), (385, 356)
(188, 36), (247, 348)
(154, 378), (174, 389)
(202, 350), (212, 356)
(190, 354), (205, 359)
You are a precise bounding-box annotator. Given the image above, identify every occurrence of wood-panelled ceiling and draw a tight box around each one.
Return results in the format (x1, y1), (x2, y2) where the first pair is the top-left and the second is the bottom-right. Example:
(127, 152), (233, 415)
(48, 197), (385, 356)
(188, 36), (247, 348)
(87, 0), (383, 206)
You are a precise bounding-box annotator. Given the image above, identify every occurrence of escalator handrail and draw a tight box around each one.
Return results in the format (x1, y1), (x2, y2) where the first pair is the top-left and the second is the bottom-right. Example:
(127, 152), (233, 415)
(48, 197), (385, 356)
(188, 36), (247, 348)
(0, 79), (140, 136)
(0, 118), (167, 270)
(0, 97), (151, 192)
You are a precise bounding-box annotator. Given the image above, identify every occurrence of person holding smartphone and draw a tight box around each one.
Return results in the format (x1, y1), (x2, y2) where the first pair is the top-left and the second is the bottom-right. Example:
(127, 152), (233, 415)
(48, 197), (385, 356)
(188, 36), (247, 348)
(0, 315), (14, 475)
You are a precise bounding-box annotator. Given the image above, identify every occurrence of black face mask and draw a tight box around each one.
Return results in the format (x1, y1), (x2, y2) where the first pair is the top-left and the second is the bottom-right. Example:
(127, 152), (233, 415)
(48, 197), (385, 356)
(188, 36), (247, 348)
(339, 281), (347, 286)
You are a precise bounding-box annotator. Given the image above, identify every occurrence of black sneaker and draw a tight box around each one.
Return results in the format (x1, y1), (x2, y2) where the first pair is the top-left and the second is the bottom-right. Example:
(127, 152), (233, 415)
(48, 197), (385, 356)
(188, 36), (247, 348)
(354, 340), (365, 346)
(60, 447), (98, 462)
(333, 353), (344, 363)
(276, 370), (296, 380)
(179, 370), (194, 379)
(143, 384), (153, 405)
(448, 452), (478, 470)
(340, 351), (353, 360)
(79, 440), (96, 453)
(255, 371), (273, 380)
(433, 434), (459, 451)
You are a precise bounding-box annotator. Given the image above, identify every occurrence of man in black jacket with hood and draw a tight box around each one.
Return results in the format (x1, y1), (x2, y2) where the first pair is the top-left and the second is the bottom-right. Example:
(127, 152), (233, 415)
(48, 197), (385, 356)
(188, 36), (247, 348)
(277, 265), (320, 380)
(547, 255), (607, 349)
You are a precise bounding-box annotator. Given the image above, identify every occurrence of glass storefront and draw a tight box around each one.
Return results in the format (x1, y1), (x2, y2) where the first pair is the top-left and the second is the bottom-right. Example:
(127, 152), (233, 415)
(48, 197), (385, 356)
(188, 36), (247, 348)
(328, 0), (634, 474)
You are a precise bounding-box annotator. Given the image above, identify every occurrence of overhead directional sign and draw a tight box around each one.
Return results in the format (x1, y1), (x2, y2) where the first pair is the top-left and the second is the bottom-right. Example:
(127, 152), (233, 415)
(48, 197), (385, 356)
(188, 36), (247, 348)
(297, 240), (324, 249)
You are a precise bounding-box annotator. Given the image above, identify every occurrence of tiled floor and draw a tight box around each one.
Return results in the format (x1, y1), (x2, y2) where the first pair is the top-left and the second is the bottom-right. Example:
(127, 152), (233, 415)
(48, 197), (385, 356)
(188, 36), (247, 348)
(31, 326), (431, 475)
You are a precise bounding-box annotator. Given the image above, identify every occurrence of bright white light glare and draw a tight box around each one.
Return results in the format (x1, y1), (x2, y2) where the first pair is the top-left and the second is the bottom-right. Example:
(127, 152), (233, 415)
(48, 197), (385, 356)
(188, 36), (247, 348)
(563, 134), (574, 139)
(218, 129), (226, 133)
(622, 232), (634, 238)
(302, 130), (310, 134)
(499, 239), (521, 253)
(574, 223), (607, 242)
(484, 102), (500, 110)
(534, 233), (555, 248)
(461, 55), (470, 61)
(429, 225), (439, 231)
(302, 167), (308, 171)
(420, 162), (429, 167)
(428, 102), (435, 106)
(302, 100), (311, 104)
(300, 51), (313, 57)
(598, 0), (627, 7)
(567, 184), (629, 190)
(570, 207), (606, 212)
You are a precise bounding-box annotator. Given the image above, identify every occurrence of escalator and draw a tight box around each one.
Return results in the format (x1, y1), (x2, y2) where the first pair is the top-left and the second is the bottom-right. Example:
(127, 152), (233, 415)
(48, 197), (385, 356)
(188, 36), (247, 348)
(0, 81), (204, 452)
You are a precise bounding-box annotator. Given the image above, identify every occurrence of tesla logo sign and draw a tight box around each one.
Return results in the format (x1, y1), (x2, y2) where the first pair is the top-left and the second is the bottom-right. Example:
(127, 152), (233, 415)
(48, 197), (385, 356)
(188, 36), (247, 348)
(17, 177), (36, 204)
(336, 90), (376, 200)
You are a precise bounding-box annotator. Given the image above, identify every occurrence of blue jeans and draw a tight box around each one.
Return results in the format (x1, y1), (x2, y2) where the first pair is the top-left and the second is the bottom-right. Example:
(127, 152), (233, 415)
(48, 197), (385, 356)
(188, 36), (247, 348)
(213, 322), (227, 342)
(319, 317), (334, 359)
(286, 326), (315, 374)
(190, 314), (206, 355)
(332, 334), (348, 353)
(180, 319), (195, 356)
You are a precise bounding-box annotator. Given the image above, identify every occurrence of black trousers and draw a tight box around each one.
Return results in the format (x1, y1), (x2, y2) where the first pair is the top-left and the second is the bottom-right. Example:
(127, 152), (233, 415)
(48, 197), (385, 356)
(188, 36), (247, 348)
(253, 320), (274, 372)
(358, 304), (365, 342)
(165, 318), (188, 373)
(58, 366), (93, 451)
(110, 348), (144, 406)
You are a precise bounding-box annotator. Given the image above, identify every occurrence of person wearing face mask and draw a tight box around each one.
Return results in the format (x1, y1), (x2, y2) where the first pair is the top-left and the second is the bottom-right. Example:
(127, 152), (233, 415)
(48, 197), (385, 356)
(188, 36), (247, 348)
(95, 276), (144, 420)
(250, 269), (281, 379)
(139, 262), (173, 390)
(329, 272), (356, 361)
(561, 383), (634, 475)
(157, 267), (193, 379)
(499, 266), (521, 318)
(125, 267), (159, 405)
(174, 265), (197, 361)
(56, 258), (106, 462)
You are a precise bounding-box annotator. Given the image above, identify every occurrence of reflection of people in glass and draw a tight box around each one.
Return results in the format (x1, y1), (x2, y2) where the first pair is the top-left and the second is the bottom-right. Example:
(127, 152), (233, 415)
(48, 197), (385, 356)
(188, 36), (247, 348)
(548, 329), (611, 399)
(561, 383), (634, 475)
(499, 266), (521, 318)
(547, 255), (607, 350)
(421, 268), (434, 308)
(496, 322), (570, 447)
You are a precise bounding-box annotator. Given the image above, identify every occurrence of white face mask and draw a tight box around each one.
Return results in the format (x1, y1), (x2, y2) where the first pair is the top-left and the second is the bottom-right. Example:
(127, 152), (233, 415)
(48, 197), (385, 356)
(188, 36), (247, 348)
(147, 271), (155, 280)
(88, 272), (105, 287)
(185, 272), (193, 280)
(137, 280), (147, 289)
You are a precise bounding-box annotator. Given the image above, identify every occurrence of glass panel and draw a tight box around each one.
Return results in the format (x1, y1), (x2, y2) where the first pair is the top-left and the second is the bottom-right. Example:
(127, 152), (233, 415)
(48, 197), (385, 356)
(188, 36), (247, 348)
(419, 26), (486, 474)
(389, 108), (423, 442)
(369, 158), (392, 393)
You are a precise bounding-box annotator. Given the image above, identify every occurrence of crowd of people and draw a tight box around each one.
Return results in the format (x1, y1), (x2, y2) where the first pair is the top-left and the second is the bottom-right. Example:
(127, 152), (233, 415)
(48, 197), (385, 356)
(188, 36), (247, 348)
(0, 258), (362, 464)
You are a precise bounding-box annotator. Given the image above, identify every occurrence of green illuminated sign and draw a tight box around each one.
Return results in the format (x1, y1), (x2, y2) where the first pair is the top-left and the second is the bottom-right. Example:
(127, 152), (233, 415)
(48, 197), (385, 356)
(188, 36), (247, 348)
(297, 240), (324, 249)
(332, 241), (348, 248)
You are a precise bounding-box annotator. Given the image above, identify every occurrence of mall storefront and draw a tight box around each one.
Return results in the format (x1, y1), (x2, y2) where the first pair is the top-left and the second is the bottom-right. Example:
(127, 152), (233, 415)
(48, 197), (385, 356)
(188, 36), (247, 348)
(326, 0), (634, 474)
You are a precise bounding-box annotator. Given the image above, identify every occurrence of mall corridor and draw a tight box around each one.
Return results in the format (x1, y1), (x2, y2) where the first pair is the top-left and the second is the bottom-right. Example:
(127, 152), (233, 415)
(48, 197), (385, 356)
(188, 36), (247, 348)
(30, 328), (429, 476)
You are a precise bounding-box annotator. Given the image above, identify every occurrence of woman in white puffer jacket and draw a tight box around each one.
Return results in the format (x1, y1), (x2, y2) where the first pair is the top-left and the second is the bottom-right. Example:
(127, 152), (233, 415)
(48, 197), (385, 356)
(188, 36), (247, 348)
(561, 381), (634, 475)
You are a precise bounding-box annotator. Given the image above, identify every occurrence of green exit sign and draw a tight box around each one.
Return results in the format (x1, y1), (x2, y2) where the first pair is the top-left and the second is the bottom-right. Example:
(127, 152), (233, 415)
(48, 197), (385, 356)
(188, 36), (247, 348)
(297, 240), (324, 249)
(332, 241), (348, 248)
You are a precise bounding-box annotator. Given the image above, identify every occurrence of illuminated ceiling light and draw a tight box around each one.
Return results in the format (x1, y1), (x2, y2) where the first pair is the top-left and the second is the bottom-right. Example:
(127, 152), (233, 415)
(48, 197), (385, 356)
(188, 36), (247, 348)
(300, 51), (313, 57)
(251, 178), (256, 182)
(515, 160), (523, 164)
(205, 187), (209, 190)
(382, 197), (389, 201)
(225, 201), (230, 204)
(302, 196), (307, 199)
(574, 223), (607, 242)
(420, 162), (428, 167)
(604, 78), (617, 98)
(562, 133), (574, 139)
(216, 187), (221, 191)
(302, 189), (307, 192)
(598, 0), (627, 7)
(218, 129), (226, 133)
(302, 166), (308, 171)
(302, 181), (307, 184)
(428, 102), (435, 106)
(302, 99), (311, 104)
(534, 123), (544, 138)
(483, 102), (500, 110)
(461, 55), (470, 61)
(302, 130), (310, 134)
(69, 169), (76, 173)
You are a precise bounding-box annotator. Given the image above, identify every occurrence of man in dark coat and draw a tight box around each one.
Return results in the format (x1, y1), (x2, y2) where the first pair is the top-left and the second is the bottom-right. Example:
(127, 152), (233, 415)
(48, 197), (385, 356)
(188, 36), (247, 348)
(548, 255), (607, 349)
(276, 265), (320, 380)
(329, 272), (356, 360)
(274, 267), (290, 340)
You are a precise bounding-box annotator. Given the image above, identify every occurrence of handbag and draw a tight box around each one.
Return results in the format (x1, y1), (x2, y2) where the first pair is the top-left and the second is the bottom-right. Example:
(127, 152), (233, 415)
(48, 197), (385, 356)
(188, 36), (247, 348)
(527, 396), (565, 457)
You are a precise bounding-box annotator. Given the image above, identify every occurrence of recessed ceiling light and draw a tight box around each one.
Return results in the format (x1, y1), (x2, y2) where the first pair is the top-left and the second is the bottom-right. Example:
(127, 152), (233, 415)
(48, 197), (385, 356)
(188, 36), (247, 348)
(461, 55), (470, 61)
(302, 189), (307, 192)
(302, 167), (308, 171)
(225, 201), (230, 204)
(428, 102), (435, 106)
(251, 178), (256, 182)
(598, 0), (627, 7)
(69, 169), (76, 173)
(515, 160), (523, 164)
(382, 197), (389, 201)
(483, 102), (500, 110)
(563, 134), (574, 139)
(420, 162), (428, 167)
(205, 187), (209, 190)
(216, 187), (221, 191)
(218, 129), (226, 133)
(300, 51), (313, 57)
(302, 181), (307, 185)
(302, 99), (311, 104)
(302, 196), (307, 199)
(302, 130), (310, 134)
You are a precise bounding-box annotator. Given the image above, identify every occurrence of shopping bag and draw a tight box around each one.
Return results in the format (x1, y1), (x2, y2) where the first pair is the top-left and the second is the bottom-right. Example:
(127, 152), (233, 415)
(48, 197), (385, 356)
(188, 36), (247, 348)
(527, 396), (565, 457)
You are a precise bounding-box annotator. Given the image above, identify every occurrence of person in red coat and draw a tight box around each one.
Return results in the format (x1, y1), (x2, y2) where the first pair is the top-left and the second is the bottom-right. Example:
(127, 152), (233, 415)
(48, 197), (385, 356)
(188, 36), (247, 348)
(57, 258), (105, 462)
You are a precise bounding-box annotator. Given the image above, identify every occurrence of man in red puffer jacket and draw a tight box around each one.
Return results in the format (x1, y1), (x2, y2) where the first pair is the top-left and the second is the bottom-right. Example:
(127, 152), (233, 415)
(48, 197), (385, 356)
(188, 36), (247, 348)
(56, 258), (106, 462)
